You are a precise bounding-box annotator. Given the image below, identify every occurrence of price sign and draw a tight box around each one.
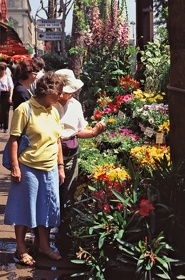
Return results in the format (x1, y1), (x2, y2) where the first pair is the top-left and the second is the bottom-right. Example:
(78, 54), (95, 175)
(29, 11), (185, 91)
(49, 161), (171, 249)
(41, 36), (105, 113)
(156, 133), (164, 144)
(144, 127), (155, 138)
(139, 123), (146, 132)
(118, 110), (125, 119)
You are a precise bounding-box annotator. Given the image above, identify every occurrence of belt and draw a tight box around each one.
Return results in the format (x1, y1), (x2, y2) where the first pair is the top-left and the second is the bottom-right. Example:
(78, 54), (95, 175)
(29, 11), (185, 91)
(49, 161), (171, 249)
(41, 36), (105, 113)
(61, 135), (77, 141)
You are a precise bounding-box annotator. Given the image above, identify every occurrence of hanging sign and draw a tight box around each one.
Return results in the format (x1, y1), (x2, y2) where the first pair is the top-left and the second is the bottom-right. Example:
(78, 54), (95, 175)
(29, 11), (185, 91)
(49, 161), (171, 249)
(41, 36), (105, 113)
(37, 31), (62, 41)
(0, 0), (8, 20)
(37, 19), (62, 28)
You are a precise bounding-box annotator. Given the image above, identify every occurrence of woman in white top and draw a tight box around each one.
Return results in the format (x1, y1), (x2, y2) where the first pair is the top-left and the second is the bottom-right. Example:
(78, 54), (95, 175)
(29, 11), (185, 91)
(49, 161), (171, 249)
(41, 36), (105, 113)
(54, 69), (106, 254)
(0, 62), (14, 132)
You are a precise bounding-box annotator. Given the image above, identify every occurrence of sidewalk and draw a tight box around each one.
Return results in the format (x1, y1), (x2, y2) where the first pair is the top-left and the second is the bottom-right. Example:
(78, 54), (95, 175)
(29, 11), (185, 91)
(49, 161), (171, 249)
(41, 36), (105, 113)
(0, 109), (84, 279)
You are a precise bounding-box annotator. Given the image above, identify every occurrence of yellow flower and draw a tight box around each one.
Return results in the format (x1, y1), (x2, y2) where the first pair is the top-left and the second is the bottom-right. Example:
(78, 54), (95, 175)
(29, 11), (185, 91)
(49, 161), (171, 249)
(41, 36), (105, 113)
(108, 118), (115, 123)
(130, 145), (170, 170)
(158, 120), (170, 134)
(92, 164), (130, 182)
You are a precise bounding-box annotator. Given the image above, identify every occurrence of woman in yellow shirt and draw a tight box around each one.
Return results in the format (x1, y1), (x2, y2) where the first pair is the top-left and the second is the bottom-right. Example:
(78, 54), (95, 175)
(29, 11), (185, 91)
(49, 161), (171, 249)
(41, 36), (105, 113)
(4, 72), (65, 266)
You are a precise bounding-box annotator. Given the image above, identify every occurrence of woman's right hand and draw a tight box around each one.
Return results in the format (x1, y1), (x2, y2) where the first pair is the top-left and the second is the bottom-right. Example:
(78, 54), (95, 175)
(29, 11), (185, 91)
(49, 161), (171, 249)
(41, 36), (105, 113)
(11, 165), (21, 182)
(92, 121), (106, 137)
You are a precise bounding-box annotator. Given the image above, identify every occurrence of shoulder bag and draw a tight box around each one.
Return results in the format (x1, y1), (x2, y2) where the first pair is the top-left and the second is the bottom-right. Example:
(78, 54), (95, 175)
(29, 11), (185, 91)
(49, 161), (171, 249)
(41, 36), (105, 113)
(2, 102), (31, 170)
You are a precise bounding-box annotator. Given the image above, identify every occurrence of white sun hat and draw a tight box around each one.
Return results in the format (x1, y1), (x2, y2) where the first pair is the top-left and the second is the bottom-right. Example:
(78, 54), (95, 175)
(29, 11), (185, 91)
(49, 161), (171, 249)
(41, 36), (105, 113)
(55, 69), (84, 93)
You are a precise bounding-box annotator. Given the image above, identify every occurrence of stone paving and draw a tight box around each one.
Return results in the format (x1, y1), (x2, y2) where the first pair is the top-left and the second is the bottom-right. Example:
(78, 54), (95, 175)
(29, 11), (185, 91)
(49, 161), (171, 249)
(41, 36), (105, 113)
(0, 108), (84, 280)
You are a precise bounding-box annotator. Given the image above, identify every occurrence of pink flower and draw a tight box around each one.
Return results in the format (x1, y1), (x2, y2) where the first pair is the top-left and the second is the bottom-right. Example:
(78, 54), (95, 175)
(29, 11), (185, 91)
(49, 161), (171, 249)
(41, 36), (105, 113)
(104, 107), (112, 114)
(123, 94), (134, 102)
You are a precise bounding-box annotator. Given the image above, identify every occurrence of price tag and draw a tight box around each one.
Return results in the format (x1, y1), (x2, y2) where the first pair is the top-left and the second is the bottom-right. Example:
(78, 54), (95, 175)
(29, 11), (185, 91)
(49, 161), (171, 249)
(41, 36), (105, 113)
(156, 133), (164, 144)
(118, 110), (125, 119)
(96, 135), (102, 142)
(139, 123), (146, 132)
(144, 127), (154, 138)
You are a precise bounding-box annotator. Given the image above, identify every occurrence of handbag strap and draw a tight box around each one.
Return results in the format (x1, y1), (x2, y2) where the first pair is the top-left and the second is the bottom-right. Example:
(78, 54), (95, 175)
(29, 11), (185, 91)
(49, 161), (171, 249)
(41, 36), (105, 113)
(22, 102), (31, 135)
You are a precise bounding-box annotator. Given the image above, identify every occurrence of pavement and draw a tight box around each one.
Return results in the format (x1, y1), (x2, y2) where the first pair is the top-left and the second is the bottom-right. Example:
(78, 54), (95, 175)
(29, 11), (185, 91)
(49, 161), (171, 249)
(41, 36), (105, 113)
(0, 108), (85, 280)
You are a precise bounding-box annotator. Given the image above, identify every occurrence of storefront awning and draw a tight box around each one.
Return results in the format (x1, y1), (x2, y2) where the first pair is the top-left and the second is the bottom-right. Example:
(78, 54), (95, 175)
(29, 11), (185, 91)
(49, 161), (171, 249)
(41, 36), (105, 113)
(0, 21), (28, 56)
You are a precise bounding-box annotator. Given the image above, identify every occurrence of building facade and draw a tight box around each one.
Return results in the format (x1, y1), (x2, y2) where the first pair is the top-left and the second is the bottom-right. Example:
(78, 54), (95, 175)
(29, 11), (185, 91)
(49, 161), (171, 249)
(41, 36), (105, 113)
(5, 0), (44, 56)
(6, 0), (34, 51)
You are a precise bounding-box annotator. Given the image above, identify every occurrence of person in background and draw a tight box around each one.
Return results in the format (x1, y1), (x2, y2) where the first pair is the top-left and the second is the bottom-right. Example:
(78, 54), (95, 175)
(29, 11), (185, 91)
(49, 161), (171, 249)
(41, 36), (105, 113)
(0, 58), (13, 76)
(9, 60), (18, 85)
(29, 57), (45, 95)
(54, 69), (106, 253)
(0, 62), (14, 132)
(12, 59), (40, 110)
(4, 72), (65, 266)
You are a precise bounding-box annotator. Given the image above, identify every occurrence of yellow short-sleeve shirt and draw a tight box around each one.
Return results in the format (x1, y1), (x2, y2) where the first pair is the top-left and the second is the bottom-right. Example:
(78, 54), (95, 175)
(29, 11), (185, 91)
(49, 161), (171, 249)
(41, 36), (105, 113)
(10, 97), (62, 171)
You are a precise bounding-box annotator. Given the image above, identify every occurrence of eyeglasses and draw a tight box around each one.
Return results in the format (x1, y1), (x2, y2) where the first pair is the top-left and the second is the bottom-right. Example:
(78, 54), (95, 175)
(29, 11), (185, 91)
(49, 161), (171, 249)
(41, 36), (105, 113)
(63, 92), (75, 95)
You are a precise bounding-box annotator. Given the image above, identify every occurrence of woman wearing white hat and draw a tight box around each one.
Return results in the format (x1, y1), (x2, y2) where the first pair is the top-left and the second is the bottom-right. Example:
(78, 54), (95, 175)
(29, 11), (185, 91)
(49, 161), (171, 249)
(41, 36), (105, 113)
(54, 69), (106, 252)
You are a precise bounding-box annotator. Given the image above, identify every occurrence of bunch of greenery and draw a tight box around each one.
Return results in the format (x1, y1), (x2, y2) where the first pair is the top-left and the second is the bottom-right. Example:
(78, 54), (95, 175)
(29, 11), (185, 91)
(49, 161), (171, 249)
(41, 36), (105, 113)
(140, 39), (170, 95)
(70, 161), (185, 279)
(41, 53), (68, 71)
(79, 0), (133, 117)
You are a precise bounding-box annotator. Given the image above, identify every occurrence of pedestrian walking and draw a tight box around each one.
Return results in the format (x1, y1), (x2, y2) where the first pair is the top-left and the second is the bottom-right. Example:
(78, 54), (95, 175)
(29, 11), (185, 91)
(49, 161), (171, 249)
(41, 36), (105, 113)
(0, 61), (14, 133)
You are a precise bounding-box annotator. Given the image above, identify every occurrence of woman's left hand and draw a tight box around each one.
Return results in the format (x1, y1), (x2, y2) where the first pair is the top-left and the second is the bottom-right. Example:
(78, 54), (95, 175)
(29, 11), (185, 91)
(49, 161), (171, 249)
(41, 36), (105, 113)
(11, 165), (21, 182)
(8, 98), (12, 104)
(58, 165), (65, 186)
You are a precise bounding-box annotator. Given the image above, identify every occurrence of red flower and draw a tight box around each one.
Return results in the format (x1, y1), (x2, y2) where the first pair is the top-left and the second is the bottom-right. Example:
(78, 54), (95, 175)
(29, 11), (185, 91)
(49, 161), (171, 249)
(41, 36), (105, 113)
(103, 203), (111, 213)
(138, 199), (154, 217)
(93, 190), (105, 200)
(117, 202), (123, 211)
(94, 110), (103, 119)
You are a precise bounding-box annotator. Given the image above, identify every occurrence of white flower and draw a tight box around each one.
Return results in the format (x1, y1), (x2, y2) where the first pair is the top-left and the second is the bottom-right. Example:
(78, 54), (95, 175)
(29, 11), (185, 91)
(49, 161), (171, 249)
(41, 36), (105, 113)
(143, 111), (148, 116)
(149, 118), (154, 124)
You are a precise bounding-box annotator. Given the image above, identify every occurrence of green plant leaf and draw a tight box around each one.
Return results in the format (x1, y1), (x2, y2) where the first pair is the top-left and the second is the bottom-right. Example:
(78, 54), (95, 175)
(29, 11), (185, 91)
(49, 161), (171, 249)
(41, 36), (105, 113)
(71, 259), (86, 264)
(157, 257), (170, 271)
(98, 235), (106, 249)
(111, 189), (131, 206)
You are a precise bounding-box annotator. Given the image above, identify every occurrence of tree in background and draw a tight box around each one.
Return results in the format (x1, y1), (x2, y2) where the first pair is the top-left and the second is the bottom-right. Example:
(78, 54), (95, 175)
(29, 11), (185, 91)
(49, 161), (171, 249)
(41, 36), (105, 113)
(68, 0), (85, 77)
(39, 0), (73, 56)
(153, 0), (168, 27)
(153, 0), (168, 43)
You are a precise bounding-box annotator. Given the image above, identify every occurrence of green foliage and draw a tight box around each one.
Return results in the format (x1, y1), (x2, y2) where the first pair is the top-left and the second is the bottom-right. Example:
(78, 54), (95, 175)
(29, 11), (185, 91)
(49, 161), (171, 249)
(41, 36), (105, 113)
(77, 0), (132, 117)
(69, 46), (86, 57)
(41, 52), (68, 71)
(71, 160), (185, 279)
(141, 39), (170, 94)
(26, 47), (34, 56)
(160, 62), (170, 93)
(153, 0), (168, 30)
(7, 21), (14, 28)
(118, 230), (181, 280)
(150, 159), (185, 231)
(78, 138), (118, 175)
(80, 46), (133, 117)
